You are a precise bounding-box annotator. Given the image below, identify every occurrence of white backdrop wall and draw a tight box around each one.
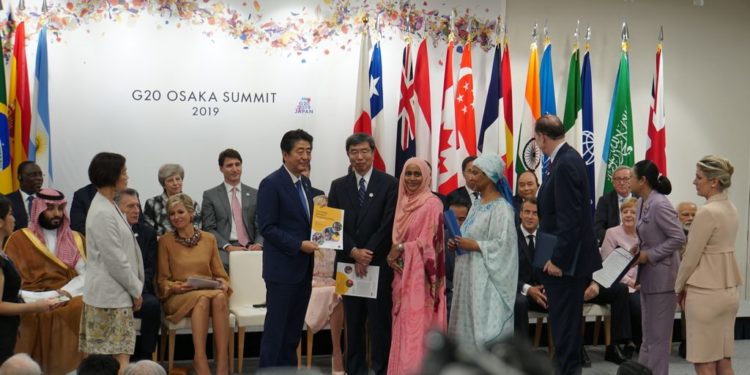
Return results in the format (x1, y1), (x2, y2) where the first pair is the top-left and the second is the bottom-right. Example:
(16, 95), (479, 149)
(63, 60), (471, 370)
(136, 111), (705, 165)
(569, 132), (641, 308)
(8, 0), (749, 295)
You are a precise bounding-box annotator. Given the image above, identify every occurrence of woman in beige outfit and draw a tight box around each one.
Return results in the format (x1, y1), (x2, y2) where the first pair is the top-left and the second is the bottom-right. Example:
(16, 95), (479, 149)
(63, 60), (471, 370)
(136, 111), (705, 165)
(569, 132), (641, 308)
(675, 155), (743, 375)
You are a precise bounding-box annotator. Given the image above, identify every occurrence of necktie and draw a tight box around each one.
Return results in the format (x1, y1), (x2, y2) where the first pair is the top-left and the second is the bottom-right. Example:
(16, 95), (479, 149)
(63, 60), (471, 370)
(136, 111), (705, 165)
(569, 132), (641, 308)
(358, 177), (366, 206)
(296, 180), (310, 220)
(231, 187), (250, 246)
(27, 196), (33, 215)
(472, 191), (480, 200)
(527, 234), (535, 254)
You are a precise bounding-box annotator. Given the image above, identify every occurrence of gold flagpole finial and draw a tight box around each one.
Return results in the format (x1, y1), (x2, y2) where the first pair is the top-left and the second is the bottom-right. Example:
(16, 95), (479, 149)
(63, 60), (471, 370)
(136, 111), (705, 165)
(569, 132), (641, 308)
(17, 0), (24, 11)
(543, 19), (550, 45)
(448, 9), (456, 42)
(495, 16), (501, 46)
(532, 22), (538, 44)
(585, 25), (591, 51)
(621, 21), (629, 52)
(573, 19), (580, 50)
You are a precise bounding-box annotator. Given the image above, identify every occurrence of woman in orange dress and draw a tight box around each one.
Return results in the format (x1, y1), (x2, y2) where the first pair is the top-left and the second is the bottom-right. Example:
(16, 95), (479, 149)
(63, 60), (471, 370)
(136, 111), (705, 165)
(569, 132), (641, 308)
(157, 193), (232, 375)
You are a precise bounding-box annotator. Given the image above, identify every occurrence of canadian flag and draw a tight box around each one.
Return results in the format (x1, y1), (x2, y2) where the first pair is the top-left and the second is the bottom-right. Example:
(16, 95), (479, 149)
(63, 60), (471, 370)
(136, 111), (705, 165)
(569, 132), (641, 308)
(353, 31), (386, 171)
(437, 40), (459, 196)
(645, 44), (666, 174)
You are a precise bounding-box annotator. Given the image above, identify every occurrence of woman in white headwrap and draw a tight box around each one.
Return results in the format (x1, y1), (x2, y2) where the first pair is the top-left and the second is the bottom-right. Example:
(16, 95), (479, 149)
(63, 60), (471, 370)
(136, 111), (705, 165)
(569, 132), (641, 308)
(447, 153), (518, 347)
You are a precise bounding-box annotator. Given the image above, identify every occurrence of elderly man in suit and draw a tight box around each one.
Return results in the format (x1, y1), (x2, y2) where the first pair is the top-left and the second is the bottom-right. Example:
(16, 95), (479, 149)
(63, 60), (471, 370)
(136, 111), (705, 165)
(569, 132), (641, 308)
(6, 161), (44, 230)
(257, 129), (318, 368)
(534, 115), (602, 375)
(328, 133), (398, 375)
(202, 148), (263, 269)
(594, 166), (633, 245)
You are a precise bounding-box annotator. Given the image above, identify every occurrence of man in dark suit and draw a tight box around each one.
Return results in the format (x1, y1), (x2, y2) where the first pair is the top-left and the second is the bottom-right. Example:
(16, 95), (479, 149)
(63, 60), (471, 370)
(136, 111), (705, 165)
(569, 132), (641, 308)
(445, 195), (470, 320)
(257, 129), (318, 368)
(202, 148), (263, 269)
(594, 166), (632, 245)
(328, 133), (397, 375)
(446, 156), (479, 208)
(69, 183), (97, 234)
(513, 198), (547, 339)
(115, 188), (160, 361)
(534, 115), (602, 375)
(7, 161), (43, 230)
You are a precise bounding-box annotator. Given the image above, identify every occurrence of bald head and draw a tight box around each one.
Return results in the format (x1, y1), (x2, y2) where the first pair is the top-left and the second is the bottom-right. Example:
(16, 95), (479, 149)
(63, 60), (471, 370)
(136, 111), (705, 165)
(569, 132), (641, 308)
(0, 353), (42, 375)
(677, 202), (698, 231)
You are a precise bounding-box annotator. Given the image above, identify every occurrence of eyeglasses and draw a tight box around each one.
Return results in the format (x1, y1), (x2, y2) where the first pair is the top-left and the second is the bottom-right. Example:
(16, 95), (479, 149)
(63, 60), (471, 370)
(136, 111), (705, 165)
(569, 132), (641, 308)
(613, 177), (629, 182)
(348, 149), (372, 156)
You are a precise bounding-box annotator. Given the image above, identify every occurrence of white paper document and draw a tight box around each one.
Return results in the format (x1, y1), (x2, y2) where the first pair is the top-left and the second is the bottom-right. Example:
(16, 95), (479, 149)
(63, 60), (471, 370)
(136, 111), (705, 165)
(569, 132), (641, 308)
(335, 263), (379, 299)
(593, 247), (637, 289)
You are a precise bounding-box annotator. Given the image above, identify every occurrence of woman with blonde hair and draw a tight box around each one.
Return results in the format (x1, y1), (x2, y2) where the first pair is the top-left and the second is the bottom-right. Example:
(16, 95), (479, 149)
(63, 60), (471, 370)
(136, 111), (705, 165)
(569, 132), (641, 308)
(676, 155), (742, 375)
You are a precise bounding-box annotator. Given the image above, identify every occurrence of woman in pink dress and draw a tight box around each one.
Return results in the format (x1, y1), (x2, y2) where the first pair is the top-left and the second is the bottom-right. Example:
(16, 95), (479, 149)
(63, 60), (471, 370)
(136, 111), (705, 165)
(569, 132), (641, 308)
(386, 158), (446, 375)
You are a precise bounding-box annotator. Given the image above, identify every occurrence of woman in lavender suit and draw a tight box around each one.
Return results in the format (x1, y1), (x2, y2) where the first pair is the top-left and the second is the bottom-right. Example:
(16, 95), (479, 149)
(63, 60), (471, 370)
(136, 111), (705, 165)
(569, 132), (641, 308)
(630, 160), (686, 375)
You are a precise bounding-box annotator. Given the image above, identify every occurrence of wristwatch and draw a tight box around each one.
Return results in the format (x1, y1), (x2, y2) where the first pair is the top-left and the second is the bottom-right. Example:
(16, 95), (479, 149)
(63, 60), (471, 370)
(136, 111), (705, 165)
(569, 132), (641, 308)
(397, 243), (404, 252)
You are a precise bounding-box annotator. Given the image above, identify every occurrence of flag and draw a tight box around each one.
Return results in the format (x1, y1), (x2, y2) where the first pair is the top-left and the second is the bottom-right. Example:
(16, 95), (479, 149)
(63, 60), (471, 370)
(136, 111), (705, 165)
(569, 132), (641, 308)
(478, 44), (500, 155)
(353, 31), (386, 171)
(455, 41), (477, 180)
(515, 40), (541, 177)
(32, 25), (51, 184)
(0, 32), (11, 193)
(395, 43), (415, 178)
(539, 39), (556, 178)
(500, 40), (514, 187)
(413, 39), (432, 174)
(581, 46), (596, 216)
(437, 40), (458, 195)
(645, 42), (666, 174)
(369, 42), (386, 171)
(601, 42), (634, 194)
(562, 43), (582, 152)
(9, 21), (32, 191)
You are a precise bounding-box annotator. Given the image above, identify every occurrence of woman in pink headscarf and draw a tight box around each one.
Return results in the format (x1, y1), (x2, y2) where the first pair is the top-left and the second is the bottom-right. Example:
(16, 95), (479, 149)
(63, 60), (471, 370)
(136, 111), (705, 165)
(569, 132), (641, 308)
(386, 157), (446, 375)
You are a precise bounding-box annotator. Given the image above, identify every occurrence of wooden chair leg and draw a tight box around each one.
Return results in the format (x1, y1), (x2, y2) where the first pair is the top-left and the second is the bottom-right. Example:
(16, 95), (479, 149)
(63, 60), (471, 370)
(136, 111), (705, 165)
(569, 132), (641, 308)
(546, 320), (555, 358)
(158, 324), (167, 362)
(237, 328), (246, 374)
(604, 316), (612, 346)
(296, 341), (302, 368)
(533, 318), (543, 347)
(307, 327), (314, 368)
(168, 329), (176, 372)
(229, 325), (235, 374)
(593, 316), (602, 346)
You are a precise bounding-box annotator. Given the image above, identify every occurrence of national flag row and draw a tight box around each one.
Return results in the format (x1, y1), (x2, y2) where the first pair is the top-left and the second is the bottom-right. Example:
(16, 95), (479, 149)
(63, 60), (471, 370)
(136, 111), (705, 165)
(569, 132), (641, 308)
(0, 20), (51, 194)
(352, 25), (667, 204)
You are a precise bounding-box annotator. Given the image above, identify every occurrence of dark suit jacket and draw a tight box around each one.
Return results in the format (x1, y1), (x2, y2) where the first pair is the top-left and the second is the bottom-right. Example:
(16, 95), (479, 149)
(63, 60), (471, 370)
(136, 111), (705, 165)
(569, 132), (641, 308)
(7, 190), (30, 231)
(327, 169), (397, 281)
(70, 184), (98, 234)
(202, 182), (262, 249)
(132, 222), (158, 295)
(594, 190), (622, 245)
(536, 143), (601, 277)
(517, 227), (541, 293)
(257, 166), (314, 285)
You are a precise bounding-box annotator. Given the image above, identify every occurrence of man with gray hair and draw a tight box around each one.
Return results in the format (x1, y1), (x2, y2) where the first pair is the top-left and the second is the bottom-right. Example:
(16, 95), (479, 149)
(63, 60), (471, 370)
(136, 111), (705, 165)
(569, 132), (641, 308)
(123, 360), (166, 375)
(594, 165), (633, 245)
(0, 353), (42, 375)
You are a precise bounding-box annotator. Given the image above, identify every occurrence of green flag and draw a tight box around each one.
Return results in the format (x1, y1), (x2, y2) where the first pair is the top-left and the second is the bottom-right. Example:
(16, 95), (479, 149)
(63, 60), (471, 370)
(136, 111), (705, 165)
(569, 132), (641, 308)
(602, 48), (634, 193)
(562, 46), (582, 150)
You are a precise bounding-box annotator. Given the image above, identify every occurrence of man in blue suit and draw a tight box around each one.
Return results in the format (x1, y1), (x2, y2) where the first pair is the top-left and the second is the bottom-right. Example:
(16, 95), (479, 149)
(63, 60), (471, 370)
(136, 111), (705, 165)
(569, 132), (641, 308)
(534, 115), (602, 375)
(257, 129), (318, 368)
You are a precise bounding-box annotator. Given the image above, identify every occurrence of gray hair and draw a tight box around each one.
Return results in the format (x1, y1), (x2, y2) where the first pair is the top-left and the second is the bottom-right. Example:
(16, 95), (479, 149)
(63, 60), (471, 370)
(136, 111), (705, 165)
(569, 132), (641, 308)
(157, 164), (185, 187)
(0, 353), (42, 375)
(123, 360), (166, 375)
(114, 188), (140, 204)
(697, 155), (734, 191)
(345, 133), (375, 152)
(613, 165), (632, 176)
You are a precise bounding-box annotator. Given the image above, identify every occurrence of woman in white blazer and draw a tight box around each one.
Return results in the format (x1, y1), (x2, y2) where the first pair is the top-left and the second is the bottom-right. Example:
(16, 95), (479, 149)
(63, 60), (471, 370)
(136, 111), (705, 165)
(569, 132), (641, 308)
(79, 152), (144, 374)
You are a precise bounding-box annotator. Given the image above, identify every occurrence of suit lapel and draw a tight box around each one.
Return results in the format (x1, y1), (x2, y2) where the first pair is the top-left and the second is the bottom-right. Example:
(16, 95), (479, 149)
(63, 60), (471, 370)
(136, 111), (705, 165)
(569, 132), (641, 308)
(216, 184), (232, 217)
(343, 173), (361, 215)
(280, 166), (311, 223)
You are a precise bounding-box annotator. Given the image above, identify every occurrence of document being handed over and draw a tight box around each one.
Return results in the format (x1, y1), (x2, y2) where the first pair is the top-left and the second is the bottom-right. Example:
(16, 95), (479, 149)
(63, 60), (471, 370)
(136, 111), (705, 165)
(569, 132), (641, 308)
(593, 247), (638, 289)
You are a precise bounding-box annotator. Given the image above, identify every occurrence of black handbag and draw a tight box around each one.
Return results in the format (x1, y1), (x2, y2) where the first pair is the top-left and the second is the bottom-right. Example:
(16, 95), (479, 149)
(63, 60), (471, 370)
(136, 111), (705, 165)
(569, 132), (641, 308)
(617, 360), (652, 375)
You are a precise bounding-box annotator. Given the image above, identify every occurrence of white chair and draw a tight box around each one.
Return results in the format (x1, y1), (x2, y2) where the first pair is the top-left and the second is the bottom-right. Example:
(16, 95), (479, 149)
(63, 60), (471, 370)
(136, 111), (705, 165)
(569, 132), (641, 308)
(229, 251), (267, 374)
(529, 303), (612, 358)
(158, 302), (236, 372)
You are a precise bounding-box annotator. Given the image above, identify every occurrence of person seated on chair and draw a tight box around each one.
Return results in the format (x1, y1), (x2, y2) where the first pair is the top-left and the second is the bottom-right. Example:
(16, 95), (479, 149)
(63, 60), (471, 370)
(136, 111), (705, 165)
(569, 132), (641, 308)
(115, 189), (161, 361)
(143, 164), (202, 237)
(5, 189), (87, 374)
(512, 171), (539, 224)
(601, 198), (642, 357)
(157, 193), (232, 375)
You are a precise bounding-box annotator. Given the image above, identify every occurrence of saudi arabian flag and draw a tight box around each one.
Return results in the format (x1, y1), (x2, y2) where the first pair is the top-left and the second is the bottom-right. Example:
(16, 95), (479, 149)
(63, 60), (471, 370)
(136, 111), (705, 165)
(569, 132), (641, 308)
(601, 47), (634, 194)
(562, 46), (582, 151)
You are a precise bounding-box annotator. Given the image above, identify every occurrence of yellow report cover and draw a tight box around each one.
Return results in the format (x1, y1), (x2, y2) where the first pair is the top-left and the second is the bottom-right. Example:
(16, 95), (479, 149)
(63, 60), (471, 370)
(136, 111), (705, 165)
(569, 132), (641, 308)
(310, 206), (344, 250)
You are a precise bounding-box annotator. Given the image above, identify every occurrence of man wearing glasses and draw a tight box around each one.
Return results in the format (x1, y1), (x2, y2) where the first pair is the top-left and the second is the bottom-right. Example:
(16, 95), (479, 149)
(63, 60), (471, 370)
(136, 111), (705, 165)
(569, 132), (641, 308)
(594, 166), (633, 245)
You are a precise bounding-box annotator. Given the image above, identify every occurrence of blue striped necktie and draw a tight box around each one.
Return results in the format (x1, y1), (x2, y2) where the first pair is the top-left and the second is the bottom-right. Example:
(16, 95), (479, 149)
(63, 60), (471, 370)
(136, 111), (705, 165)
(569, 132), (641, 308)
(296, 180), (310, 220)
(358, 177), (366, 206)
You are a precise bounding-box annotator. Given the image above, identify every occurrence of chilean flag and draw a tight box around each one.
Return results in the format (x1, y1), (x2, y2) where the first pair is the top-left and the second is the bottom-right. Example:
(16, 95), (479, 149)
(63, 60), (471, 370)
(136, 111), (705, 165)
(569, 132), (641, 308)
(353, 32), (386, 171)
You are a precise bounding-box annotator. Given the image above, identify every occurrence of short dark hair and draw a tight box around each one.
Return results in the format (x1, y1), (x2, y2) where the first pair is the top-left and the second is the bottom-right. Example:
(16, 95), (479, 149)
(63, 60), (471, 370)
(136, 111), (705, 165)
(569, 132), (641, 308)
(88, 152), (126, 188)
(447, 196), (471, 210)
(17, 160), (37, 177)
(0, 195), (11, 218)
(218, 148), (242, 167)
(461, 156), (478, 172)
(534, 114), (565, 140)
(521, 197), (538, 210)
(517, 170), (540, 187)
(345, 133), (375, 152)
(633, 160), (672, 195)
(77, 354), (119, 375)
(280, 129), (313, 154)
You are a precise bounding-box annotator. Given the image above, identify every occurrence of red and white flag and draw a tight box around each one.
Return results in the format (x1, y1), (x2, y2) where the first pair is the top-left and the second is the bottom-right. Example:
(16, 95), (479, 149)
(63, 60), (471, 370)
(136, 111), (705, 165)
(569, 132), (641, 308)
(413, 39), (432, 172)
(455, 42), (477, 185)
(352, 31), (385, 170)
(353, 31), (373, 138)
(645, 43), (666, 174)
(437, 41), (459, 195)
